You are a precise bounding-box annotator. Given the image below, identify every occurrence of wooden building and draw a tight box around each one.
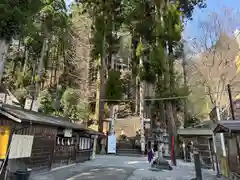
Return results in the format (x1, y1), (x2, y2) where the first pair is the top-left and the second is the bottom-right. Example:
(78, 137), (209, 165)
(0, 104), (101, 179)
(177, 127), (214, 169)
(214, 120), (240, 179)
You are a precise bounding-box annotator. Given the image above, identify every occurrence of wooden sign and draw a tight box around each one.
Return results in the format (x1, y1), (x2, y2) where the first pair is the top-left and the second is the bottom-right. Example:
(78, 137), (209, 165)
(64, 129), (72, 137)
(9, 134), (34, 159)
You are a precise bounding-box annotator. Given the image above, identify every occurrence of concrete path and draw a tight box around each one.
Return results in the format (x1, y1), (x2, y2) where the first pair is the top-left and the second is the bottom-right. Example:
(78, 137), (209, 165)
(66, 166), (135, 180)
(30, 155), (223, 180)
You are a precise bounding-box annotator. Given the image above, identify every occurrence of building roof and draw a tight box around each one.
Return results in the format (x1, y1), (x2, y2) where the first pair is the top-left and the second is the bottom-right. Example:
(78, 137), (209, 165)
(0, 85), (21, 106)
(213, 120), (240, 133)
(85, 128), (104, 136)
(178, 128), (213, 136)
(193, 120), (215, 128)
(0, 104), (86, 130)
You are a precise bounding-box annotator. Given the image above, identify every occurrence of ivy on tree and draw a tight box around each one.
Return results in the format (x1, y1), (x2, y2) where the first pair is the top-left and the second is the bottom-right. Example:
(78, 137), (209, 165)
(105, 70), (122, 105)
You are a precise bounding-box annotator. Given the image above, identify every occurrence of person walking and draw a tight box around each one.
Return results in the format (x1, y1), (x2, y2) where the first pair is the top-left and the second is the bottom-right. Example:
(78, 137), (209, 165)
(147, 141), (153, 163)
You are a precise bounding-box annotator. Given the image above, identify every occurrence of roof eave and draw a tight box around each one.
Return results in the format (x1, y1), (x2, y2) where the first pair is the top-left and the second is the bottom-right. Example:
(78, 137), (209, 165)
(20, 118), (86, 131)
(213, 124), (230, 133)
(0, 109), (22, 123)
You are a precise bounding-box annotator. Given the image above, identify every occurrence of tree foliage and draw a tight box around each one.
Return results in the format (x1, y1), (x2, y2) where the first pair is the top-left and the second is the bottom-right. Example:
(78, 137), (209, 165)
(1, 0), (91, 122)
(105, 71), (122, 105)
(0, 0), (42, 41)
(1, 0), (206, 127)
(61, 88), (88, 120)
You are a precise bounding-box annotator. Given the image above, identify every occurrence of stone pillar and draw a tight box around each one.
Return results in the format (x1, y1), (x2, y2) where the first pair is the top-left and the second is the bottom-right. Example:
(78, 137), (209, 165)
(182, 141), (186, 161)
(164, 143), (169, 157)
(158, 143), (163, 158)
(194, 151), (203, 180)
(150, 141), (154, 148)
(190, 141), (194, 162)
(163, 129), (169, 157)
(100, 138), (106, 154)
(91, 135), (98, 160)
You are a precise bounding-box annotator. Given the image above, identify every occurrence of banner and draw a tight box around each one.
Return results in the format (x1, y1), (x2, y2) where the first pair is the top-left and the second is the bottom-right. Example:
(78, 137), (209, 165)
(107, 134), (116, 154)
(0, 126), (10, 159)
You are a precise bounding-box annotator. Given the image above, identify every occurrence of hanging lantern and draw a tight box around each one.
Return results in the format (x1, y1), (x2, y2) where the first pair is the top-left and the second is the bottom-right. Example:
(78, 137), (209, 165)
(61, 138), (64, 145)
(67, 139), (70, 145)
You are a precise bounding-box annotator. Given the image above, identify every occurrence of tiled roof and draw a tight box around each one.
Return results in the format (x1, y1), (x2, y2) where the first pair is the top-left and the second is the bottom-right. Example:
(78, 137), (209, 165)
(1, 104), (86, 130)
(214, 120), (240, 133)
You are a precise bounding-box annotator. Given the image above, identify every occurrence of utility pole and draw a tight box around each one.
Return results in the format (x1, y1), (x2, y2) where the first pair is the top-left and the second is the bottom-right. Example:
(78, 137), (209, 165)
(227, 84), (235, 120)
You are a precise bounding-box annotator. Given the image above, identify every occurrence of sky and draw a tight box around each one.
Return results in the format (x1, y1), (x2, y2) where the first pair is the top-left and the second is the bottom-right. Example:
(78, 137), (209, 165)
(65, 0), (72, 7)
(184, 0), (240, 40)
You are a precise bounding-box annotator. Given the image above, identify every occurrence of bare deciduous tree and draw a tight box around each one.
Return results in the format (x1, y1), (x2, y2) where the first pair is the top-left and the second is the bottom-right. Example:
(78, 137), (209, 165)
(187, 8), (240, 116)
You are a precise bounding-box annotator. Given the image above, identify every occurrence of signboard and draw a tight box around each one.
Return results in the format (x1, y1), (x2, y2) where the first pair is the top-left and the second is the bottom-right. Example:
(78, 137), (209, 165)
(64, 129), (72, 137)
(107, 134), (116, 154)
(9, 135), (34, 159)
(144, 118), (150, 122)
(24, 99), (39, 112)
(0, 93), (6, 103)
(6, 95), (13, 105)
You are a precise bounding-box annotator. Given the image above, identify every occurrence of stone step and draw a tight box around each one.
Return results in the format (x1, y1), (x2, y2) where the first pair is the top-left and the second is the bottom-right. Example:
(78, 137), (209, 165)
(115, 153), (142, 157)
(116, 148), (142, 157)
(117, 148), (141, 153)
(117, 143), (134, 149)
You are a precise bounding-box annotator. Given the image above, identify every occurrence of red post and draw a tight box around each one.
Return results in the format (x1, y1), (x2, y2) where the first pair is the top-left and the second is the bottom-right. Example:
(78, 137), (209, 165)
(171, 135), (176, 166)
(171, 135), (174, 161)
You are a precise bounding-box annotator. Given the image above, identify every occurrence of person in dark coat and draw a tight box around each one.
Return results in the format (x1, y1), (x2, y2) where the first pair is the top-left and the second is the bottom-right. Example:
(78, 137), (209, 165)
(147, 141), (153, 163)
(147, 148), (153, 163)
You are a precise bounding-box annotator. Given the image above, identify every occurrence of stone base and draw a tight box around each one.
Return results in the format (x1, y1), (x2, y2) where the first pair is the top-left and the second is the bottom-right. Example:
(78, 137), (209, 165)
(163, 155), (171, 160)
(100, 146), (106, 154)
(150, 157), (172, 171)
(100, 150), (106, 154)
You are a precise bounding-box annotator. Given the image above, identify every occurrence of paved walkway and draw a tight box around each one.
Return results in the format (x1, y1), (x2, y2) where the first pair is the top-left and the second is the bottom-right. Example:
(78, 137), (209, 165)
(30, 155), (224, 180)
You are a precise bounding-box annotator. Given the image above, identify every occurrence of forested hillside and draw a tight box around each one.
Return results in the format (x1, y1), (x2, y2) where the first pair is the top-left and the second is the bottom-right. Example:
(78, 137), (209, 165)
(1, 1), (92, 121)
(5, 0), (234, 140)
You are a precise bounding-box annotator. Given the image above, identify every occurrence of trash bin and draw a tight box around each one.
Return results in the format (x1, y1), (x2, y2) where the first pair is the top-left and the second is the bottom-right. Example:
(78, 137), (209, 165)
(15, 169), (32, 180)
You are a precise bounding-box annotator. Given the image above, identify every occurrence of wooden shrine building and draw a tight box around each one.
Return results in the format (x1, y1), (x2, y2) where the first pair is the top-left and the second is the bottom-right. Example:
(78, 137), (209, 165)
(177, 125), (214, 169)
(0, 104), (101, 179)
(214, 120), (240, 179)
